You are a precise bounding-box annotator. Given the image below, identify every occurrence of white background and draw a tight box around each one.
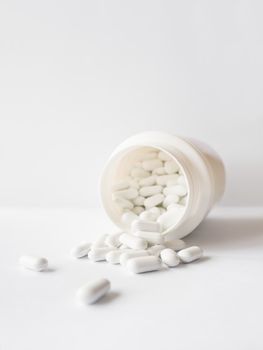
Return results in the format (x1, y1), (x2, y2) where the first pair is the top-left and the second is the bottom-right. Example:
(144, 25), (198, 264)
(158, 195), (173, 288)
(0, 0), (263, 208)
(1, 2), (263, 350)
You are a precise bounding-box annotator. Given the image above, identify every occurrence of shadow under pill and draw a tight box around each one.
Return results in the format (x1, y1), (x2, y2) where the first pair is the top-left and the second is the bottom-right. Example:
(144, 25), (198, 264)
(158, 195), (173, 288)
(96, 291), (120, 305)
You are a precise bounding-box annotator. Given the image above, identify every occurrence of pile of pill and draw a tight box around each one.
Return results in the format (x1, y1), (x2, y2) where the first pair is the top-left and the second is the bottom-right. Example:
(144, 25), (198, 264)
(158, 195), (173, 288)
(112, 150), (188, 232)
(70, 231), (203, 275)
(18, 150), (204, 305)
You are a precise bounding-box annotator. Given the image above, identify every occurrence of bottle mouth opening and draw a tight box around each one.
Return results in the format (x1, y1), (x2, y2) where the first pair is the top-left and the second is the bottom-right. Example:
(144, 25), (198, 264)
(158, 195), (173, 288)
(100, 145), (192, 237)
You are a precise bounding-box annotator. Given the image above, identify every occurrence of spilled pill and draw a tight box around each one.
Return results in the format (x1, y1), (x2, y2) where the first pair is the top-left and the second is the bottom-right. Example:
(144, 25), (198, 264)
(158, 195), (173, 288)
(126, 255), (162, 274)
(119, 233), (147, 250)
(70, 242), (91, 258)
(178, 246), (203, 263)
(76, 278), (111, 305)
(160, 248), (180, 267)
(19, 255), (48, 272)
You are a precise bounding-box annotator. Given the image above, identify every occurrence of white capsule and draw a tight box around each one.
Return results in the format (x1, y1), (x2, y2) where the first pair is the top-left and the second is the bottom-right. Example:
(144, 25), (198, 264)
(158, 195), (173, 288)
(88, 247), (113, 262)
(112, 188), (138, 200)
(157, 207), (185, 230)
(152, 167), (166, 175)
(119, 233), (147, 250)
(139, 175), (156, 187)
(120, 250), (149, 266)
(131, 219), (161, 233)
(19, 255), (48, 272)
(133, 206), (144, 215)
(164, 160), (179, 174)
(147, 244), (166, 256)
(178, 246), (203, 263)
(142, 159), (162, 171)
(148, 206), (161, 216)
(113, 197), (134, 210)
(158, 151), (172, 161)
(156, 174), (179, 186)
(162, 194), (180, 208)
(133, 196), (145, 206)
(105, 249), (130, 264)
(105, 233), (122, 248)
(76, 278), (110, 305)
(144, 193), (164, 208)
(167, 203), (182, 211)
(163, 185), (187, 197)
(139, 210), (158, 222)
(70, 242), (91, 258)
(112, 178), (130, 191)
(121, 211), (138, 226)
(130, 167), (150, 178)
(134, 231), (164, 245)
(160, 248), (180, 267)
(165, 239), (186, 251)
(139, 185), (162, 197)
(92, 234), (108, 248)
(126, 255), (162, 274)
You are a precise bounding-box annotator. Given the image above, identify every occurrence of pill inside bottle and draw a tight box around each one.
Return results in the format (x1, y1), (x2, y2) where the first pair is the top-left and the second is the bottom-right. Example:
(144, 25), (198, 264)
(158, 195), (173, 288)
(100, 132), (225, 241)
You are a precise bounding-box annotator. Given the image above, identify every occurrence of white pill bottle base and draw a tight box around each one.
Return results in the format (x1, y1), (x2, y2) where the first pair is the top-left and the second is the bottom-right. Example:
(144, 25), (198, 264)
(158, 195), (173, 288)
(100, 131), (225, 240)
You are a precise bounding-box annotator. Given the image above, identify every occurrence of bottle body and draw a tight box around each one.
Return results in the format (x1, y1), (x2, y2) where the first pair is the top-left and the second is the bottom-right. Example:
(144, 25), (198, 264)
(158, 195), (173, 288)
(100, 132), (225, 240)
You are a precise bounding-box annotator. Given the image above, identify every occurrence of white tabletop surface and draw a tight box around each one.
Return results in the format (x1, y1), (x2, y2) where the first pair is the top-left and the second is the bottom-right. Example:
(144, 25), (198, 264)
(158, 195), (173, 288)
(1, 206), (263, 350)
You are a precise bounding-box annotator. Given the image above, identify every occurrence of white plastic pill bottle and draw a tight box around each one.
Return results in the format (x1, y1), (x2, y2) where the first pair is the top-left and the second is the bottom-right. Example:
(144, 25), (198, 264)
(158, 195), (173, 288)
(100, 132), (225, 240)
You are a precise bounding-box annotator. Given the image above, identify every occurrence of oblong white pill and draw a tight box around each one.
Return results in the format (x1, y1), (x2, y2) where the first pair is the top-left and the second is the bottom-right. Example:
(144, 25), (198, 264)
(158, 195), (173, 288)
(134, 231), (164, 245)
(88, 247), (113, 261)
(139, 175), (156, 187)
(130, 168), (150, 178)
(156, 174), (179, 186)
(112, 178), (130, 191)
(112, 188), (138, 200)
(131, 219), (161, 233)
(152, 167), (166, 175)
(139, 185), (162, 197)
(126, 256), (162, 274)
(76, 278), (110, 305)
(119, 233), (147, 250)
(121, 211), (138, 226)
(178, 246), (203, 263)
(163, 185), (187, 197)
(19, 255), (48, 272)
(144, 193), (164, 208)
(142, 159), (162, 171)
(133, 196), (145, 206)
(105, 249), (129, 264)
(113, 197), (134, 210)
(165, 239), (186, 251)
(164, 160), (179, 174)
(70, 242), (91, 258)
(139, 210), (158, 222)
(120, 250), (149, 266)
(147, 244), (166, 256)
(157, 206), (185, 230)
(160, 248), (180, 267)
(105, 233), (122, 248)
(162, 194), (180, 208)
